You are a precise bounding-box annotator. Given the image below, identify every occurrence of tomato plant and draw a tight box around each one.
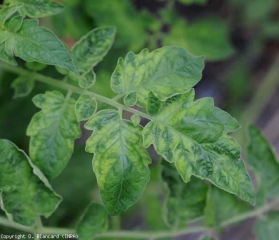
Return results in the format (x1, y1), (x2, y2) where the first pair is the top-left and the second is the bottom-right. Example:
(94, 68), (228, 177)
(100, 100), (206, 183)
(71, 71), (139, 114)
(0, 1), (279, 240)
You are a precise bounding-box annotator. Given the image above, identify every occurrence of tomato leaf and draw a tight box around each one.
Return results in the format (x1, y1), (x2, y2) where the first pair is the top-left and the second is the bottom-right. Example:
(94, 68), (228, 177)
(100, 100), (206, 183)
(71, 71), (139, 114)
(0, 139), (61, 226)
(27, 91), (81, 179)
(143, 90), (255, 204)
(85, 110), (151, 215)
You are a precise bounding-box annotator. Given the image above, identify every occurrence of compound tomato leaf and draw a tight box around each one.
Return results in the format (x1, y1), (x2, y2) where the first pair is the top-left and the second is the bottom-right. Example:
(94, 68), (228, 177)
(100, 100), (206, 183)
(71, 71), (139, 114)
(76, 202), (108, 240)
(27, 91), (81, 179)
(0, 5), (76, 74)
(162, 160), (208, 229)
(205, 185), (250, 227)
(85, 110), (151, 215)
(247, 125), (279, 198)
(0, 139), (61, 226)
(71, 26), (116, 74)
(143, 89), (255, 205)
(11, 76), (35, 98)
(75, 94), (97, 122)
(254, 212), (279, 240)
(6, 0), (64, 18)
(111, 46), (204, 107)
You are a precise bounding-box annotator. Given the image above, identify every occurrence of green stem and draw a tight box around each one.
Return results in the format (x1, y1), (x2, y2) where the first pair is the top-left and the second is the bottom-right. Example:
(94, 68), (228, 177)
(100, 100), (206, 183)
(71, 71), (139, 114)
(0, 63), (154, 121)
(0, 198), (278, 239)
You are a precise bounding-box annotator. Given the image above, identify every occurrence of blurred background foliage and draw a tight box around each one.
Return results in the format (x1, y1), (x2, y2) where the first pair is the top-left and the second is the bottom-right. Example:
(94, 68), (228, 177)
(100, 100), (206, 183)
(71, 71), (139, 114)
(0, 0), (279, 239)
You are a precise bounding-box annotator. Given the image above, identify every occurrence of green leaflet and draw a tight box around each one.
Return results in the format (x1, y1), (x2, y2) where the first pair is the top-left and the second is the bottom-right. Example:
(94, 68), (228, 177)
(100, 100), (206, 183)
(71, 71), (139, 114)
(162, 161), (208, 229)
(254, 212), (279, 240)
(79, 70), (96, 89)
(27, 91), (81, 179)
(111, 46), (204, 107)
(76, 202), (108, 240)
(247, 125), (279, 198)
(0, 5), (76, 73)
(11, 76), (34, 98)
(71, 26), (116, 74)
(6, 0), (64, 18)
(179, 0), (208, 5)
(163, 19), (234, 61)
(142, 89), (255, 205)
(75, 94), (97, 122)
(25, 61), (47, 71)
(131, 114), (140, 127)
(85, 110), (151, 215)
(205, 185), (249, 227)
(0, 139), (61, 226)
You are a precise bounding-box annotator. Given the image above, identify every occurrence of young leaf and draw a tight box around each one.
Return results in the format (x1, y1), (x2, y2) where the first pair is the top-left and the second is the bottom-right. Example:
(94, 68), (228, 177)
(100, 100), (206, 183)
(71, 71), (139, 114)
(254, 212), (279, 240)
(131, 114), (140, 127)
(85, 110), (151, 215)
(0, 139), (61, 226)
(0, 5), (76, 73)
(0, 3), (23, 26)
(7, 0), (64, 18)
(163, 19), (234, 61)
(11, 76), (34, 98)
(247, 125), (279, 198)
(142, 89), (255, 204)
(25, 61), (47, 71)
(75, 94), (97, 122)
(76, 202), (108, 240)
(162, 161), (208, 229)
(205, 186), (249, 227)
(111, 46), (204, 107)
(71, 26), (116, 74)
(27, 91), (81, 179)
(79, 70), (96, 89)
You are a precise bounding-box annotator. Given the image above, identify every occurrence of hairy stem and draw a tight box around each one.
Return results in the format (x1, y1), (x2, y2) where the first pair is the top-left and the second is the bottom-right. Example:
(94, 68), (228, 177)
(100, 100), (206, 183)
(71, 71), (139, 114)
(0, 63), (154, 121)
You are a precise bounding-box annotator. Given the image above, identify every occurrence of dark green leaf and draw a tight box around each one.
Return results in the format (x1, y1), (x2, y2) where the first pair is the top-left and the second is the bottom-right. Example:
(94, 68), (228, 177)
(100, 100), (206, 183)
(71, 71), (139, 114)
(143, 90), (255, 204)
(11, 76), (34, 98)
(111, 46), (204, 107)
(0, 5), (76, 73)
(179, 0), (208, 5)
(25, 61), (47, 71)
(27, 91), (81, 179)
(162, 161), (208, 229)
(0, 139), (61, 226)
(247, 125), (279, 198)
(205, 185), (249, 227)
(75, 94), (97, 122)
(254, 212), (279, 240)
(76, 202), (108, 240)
(85, 110), (151, 215)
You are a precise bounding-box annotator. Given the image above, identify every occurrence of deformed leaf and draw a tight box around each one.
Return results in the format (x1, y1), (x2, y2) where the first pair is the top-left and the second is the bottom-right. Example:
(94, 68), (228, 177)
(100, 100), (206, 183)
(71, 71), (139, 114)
(0, 3), (23, 27)
(7, 0), (64, 18)
(247, 125), (279, 198)
(0, 5), (76, 73)
(142, 89), (255, 204)
(27, 91), (81, 179)
(205, 185), (249, 227)
(79, 70), (96, 89)
(76, 202), (108, 240)
(75, 94), (97, 122)
(146, 91), (163, 116)
(163, 19), (234, 61)
(85, 110), (151, 215)
(71, 26), (116, 74)
(254, 212), (279, 240)
(0, 139), (61, 226)
(111, 46), (204, 107)
(162, 161), (208, 229)
(11, 76), (34, 98)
